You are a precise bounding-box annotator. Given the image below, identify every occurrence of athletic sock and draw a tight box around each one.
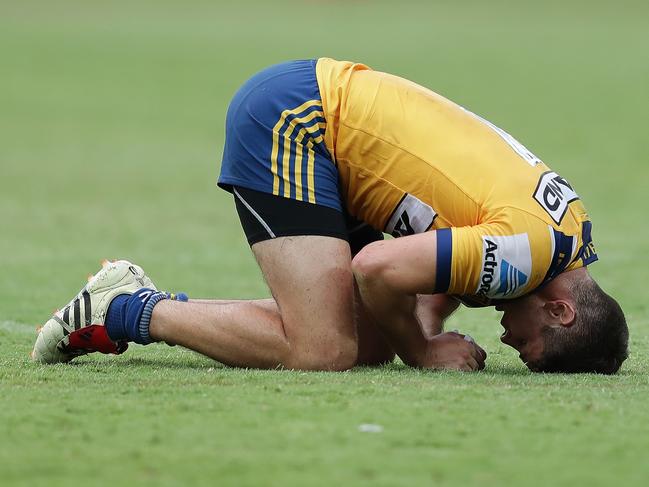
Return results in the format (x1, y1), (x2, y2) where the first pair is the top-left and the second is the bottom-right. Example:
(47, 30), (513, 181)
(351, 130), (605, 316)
(104, 294), (130, 341)
(105, 288), (188, 344)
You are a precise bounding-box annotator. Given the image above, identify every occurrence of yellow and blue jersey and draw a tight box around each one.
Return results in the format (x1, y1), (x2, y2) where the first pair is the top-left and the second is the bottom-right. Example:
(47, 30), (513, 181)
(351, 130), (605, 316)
(219, 58), (598, 303)
(314, 58), (597, 303)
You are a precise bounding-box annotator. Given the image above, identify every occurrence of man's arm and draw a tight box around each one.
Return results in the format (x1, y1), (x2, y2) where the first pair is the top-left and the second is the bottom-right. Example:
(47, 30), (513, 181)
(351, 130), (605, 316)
(352, 231), (486, 371)
(416, 294), (460, 339)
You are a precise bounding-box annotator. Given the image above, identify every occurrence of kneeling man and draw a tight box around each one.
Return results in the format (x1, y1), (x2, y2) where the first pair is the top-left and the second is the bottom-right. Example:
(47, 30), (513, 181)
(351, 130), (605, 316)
(33, 58), (628, 374)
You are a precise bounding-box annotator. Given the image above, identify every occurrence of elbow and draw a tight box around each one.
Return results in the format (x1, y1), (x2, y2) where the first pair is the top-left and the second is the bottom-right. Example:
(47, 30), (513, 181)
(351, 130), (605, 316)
(352, 242), (393, 289)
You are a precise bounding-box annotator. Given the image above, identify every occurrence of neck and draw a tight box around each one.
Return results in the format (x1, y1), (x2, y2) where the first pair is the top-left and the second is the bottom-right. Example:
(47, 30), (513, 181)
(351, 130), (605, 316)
(539, 267), (589, 301)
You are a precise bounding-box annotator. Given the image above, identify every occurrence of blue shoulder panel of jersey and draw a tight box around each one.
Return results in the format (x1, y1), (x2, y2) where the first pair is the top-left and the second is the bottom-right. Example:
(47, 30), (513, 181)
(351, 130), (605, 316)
(543, 228), (575, 283)
(575, 221), (599, 266)
(543, 221), (598, 285)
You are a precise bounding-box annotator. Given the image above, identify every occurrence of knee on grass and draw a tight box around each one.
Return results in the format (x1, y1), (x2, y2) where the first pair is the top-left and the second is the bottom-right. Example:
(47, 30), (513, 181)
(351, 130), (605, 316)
(286, 337), (358, 372)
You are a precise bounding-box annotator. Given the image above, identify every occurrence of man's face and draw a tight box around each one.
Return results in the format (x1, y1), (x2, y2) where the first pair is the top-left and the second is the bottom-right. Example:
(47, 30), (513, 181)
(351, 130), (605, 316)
(495, 294), (547, 370)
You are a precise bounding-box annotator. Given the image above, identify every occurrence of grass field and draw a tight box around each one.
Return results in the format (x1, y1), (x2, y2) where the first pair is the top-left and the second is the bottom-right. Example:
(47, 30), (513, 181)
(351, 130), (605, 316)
(2, 1), (649, 485)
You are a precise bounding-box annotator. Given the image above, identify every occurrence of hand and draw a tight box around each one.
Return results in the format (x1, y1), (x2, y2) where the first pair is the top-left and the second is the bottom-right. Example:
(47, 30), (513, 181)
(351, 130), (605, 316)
(422, 331), (487, 371)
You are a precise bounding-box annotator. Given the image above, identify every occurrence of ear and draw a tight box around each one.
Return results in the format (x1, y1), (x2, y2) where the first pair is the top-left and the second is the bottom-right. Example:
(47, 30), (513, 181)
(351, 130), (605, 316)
(543, 300), (576, 327)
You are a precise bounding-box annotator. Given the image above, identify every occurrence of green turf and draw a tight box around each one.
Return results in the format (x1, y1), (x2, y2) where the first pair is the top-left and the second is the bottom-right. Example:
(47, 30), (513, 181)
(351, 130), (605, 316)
(2, 1), (649, 485)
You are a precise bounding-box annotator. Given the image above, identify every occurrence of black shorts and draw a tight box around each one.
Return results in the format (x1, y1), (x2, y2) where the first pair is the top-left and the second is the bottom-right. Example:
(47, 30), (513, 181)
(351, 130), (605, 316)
(232, 186), (384, 255)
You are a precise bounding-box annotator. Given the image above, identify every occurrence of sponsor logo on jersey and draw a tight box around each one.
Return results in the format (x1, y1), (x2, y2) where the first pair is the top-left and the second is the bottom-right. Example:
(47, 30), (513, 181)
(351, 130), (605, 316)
(498, 260), (528, 296)
(533, 171), (580, 224)
(385, 193), (437, 238)
(478, 239), (499, 295)
(476, 234), (532, 299)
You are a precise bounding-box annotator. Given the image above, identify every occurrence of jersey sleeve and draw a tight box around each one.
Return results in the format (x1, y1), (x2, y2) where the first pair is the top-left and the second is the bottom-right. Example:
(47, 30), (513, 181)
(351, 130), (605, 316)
(433, 222), (546, 302)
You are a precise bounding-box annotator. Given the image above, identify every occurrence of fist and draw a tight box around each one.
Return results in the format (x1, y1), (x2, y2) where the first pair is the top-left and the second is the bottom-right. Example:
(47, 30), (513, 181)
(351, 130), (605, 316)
(424, 331), (487, 371)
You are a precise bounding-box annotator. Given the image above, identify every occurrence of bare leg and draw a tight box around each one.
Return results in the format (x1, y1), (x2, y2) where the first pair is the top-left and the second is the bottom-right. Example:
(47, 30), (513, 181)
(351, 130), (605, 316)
(149, 235), (359, 371)
(150, 299), (286, 368)
(182, 295), (396, 367)
(188, 298), (276, 307)
(160, 291), (446, 368)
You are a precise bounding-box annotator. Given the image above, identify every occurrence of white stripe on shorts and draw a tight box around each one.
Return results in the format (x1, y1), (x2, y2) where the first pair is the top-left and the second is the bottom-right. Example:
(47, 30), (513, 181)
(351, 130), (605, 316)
(233, 187), (276, 239)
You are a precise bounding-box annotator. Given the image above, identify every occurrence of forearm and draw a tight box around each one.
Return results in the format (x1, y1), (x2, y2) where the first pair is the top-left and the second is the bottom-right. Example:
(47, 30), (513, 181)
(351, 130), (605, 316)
(353, 274), (428, 367)
(352, 291), (459, 367)
(416, 294), (460, 339)
(352, 235), (486, 371)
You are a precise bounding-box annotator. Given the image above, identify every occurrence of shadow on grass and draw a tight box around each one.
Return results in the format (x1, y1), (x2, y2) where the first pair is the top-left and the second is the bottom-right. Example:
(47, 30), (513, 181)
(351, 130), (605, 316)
(68, 355), (221, 371)
(65, 355), (632, 379)
(353, 360), (532, 376)
(67, 357), (536, 375)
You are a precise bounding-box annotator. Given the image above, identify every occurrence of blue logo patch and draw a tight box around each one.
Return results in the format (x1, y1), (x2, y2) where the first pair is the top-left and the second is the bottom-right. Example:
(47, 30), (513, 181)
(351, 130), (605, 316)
(498, 260), (529, 296)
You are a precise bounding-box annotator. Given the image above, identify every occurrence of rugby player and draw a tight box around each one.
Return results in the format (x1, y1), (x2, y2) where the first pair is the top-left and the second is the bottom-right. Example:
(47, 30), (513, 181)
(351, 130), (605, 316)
(33, 58), (628, 373)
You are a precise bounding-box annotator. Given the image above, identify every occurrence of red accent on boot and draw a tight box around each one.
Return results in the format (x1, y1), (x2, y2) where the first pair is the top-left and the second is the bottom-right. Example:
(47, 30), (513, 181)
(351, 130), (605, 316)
(67, 325), (129, 355)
